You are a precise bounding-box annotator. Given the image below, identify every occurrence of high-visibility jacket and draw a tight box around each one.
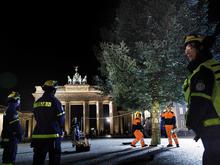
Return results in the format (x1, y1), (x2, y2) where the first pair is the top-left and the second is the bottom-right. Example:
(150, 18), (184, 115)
(161, 111), (176, 126)
(132, 118), (143, 132)
(1, 103), (23, 142)
(184, 59), (220, 130)
(32, 92), (65, 139)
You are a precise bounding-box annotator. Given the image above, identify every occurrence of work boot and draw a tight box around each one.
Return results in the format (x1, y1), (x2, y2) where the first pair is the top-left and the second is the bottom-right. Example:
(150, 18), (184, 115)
(131, 143), (136, 147)
(167, 144), (173, 147)
(142, 144), (148, 148)
(176, 144), (180, 147)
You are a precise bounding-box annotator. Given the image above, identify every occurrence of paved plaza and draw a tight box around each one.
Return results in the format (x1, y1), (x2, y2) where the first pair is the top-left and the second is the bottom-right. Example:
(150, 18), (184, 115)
(0, 137), (204, 165)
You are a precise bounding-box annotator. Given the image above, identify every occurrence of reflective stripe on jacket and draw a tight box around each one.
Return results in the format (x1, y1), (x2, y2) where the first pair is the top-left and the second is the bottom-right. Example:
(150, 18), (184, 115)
(132, 118), (143, 131)
(1, 103), (23, 141)
(32, 92), (65, 139)
(184, 59), (220, 127)
(161, 111), (176, 125)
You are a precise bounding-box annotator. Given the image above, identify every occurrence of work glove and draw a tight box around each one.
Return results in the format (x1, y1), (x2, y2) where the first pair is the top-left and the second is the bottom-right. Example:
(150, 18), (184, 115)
(60, 131), (65, 138)
(194, 135), (200, 142)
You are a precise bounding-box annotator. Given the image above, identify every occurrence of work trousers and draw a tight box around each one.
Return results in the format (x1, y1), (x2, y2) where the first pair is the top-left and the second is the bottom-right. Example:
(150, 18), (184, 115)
(165, 125), (179, 145)
(201, 137), (220, 165)
(2, 139), (18, 165)
(131, 130), (145, 147)
(32, 138), (61, 165)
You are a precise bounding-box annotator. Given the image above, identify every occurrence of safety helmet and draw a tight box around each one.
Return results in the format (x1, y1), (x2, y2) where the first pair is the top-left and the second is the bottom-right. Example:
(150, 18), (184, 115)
(166, 103), (173, 112)
(7, 91), (20, 101)
(184, 35), (206, 45)
(42, 80), (58, 91)
(135, 111), (142, 118)
(184, 34), (215, 50)
(167, 103), (173, 108)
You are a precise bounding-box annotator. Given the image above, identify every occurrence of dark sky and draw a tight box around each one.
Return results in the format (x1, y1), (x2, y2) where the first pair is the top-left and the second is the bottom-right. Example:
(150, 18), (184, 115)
(0, 1), (119, 109)
(0, 0), (219, 110)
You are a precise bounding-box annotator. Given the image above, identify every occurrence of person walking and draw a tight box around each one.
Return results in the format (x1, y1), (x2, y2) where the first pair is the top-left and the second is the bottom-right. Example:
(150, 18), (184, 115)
(131, 111), (148, 148)
(161, 103), (179, 147)
(183, 34), (220, 165)
(31, 80), (65, 165)
(1, 91), (23, 165)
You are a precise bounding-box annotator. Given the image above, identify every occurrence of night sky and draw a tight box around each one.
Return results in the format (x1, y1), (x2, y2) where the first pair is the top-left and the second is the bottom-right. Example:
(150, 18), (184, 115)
(0, 1), (220, 110)
(0, 1), (118, 109)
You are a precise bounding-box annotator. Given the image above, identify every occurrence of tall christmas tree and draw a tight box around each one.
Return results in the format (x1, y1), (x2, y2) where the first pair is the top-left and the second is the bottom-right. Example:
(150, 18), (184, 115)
(96, 0), (218, 145)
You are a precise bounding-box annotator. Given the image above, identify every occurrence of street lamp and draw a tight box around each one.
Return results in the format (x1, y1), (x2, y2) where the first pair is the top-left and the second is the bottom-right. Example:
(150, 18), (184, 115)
(106, 117), (110, 123)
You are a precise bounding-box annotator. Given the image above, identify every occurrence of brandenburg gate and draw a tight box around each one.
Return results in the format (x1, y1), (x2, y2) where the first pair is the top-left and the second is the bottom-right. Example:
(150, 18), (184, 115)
(32, 67), (120, 136)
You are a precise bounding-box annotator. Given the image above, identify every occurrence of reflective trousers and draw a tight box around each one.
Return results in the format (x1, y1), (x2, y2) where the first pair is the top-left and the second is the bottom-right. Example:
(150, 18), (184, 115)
(165, 125), (179, 145)
(131, 130), (145, 147)
(32, 138), (61, 165)
(2, 139), (18, 165)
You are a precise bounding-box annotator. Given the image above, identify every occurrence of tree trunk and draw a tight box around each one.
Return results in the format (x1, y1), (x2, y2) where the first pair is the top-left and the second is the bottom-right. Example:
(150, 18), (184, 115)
(150, 100), (161, 146)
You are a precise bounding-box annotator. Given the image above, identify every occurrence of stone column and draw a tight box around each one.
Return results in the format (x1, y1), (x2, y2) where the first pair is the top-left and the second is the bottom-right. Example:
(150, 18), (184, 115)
(28, 119), (31, 138)
(128, 114), (132, 135)
(109, 101), (114, 135)
(83, 101), (90, 135)
(65, 102), (70, 135)
(120, 116), (124, 134)
(96, 101), (103, 135)
(96, 101), (100, 135)
(113, 104), (119, 134)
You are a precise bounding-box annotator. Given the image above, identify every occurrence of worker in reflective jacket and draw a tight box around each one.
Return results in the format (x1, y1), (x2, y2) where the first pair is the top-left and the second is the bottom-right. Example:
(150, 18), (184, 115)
(31, 80), (65, 165)
(161, 103), (179, 147)
(184, 34), (220, 165)
(131, 111), (148, 148)
(1, 91), (23, 165)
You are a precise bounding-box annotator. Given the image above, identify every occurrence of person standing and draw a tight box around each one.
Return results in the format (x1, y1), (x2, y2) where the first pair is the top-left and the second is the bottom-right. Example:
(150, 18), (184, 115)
(160, 110), (167, 138)
(1, 91), (23, 165)
(161, 103), (179, 147)
(184, 34), (220, 164)
(71, 118), (80, 147)
(131, 111), (148, 147)
(31, 80), (65, 165)
(144, 116), (152, 138)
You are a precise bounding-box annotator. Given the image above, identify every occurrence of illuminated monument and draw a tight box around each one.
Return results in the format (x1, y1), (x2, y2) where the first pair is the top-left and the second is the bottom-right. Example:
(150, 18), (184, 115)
(33, 67), (122, 136)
